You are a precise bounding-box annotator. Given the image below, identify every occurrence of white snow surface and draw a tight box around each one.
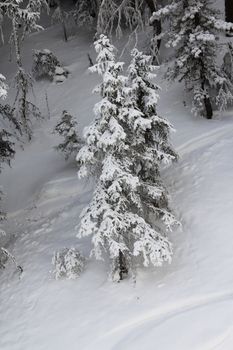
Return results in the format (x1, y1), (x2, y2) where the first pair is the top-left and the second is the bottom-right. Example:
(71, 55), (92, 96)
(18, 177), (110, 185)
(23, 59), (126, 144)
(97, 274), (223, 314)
(1, 23), (233, 350)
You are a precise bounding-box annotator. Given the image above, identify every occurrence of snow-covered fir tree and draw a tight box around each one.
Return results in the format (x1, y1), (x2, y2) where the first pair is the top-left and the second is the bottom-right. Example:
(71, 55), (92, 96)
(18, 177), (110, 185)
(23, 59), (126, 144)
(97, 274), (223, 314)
(32, 49), (61, 80)
(0, 0), (46, 140)
(14, 68), (41, 140)
(54, 110), (83, 160)
(151, 0), (233, 118)
(52, 248), (86, 280)
(77, 35), (178, 281)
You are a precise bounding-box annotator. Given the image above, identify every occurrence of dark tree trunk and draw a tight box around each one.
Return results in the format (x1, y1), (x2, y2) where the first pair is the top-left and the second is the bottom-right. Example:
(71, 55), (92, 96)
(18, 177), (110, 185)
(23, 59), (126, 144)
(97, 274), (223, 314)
(144, 0), (162, 51)
(204, 96), (213, 119)
(119, 250), (128, 281)
(225, 0), (233, 36)
(225, 0), (233, 23)
(201, 72), (213, 119)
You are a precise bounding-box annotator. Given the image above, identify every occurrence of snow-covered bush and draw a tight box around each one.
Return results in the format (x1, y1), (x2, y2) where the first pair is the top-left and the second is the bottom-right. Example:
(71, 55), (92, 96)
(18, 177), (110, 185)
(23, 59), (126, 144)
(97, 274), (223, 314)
(54, 110), (83, 160)
(32, 49), (61, 80)
(151, 0), (233, 118)
(52, 248), (86, 280)
(77, 35), (178, 281)
(53, 66), (69, 83)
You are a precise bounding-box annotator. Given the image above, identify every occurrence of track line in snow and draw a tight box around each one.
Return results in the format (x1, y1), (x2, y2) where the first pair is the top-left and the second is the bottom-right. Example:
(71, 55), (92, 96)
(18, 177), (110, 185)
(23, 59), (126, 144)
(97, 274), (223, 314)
(94, 291), (233, 345)
(177, 124), (233, 157)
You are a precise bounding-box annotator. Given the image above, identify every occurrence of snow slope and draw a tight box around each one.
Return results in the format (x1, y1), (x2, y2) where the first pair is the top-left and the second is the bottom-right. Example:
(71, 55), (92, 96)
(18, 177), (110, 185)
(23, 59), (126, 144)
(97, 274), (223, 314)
(1, 21), (233, 350)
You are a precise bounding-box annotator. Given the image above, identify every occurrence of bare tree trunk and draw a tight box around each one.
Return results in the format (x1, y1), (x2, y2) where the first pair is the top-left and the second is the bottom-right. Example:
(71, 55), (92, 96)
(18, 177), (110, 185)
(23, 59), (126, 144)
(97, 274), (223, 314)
(56, 0), (68, 42)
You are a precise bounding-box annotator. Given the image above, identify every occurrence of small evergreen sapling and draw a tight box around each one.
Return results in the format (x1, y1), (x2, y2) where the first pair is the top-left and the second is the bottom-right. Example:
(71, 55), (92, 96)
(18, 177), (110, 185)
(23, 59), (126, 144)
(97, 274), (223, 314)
(32, 49), (61, 80)
(77, 35), (178, 281)
(151, 0), (233, 118)
(54, 110), (82, 160)
(52, 248), (86, 279)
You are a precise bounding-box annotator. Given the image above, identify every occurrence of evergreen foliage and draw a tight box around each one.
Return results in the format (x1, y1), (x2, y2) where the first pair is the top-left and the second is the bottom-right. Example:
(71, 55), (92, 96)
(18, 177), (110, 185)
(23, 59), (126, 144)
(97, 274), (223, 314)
(54, 110), (83, 160)
(0, 0), (46, 140)
(0, 73), (7, 99)
(52, 248), (86, 280)
(77, 35), (178, 281)
(151, 0), (233, 118)
(32, 49), (61, 80)
(14, 68), (41, 140)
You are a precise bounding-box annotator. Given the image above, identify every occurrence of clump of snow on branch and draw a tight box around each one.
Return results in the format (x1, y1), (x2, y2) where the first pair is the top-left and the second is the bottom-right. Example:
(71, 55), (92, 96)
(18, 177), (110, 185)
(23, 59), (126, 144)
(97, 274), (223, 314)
(0, 74), (7, 99)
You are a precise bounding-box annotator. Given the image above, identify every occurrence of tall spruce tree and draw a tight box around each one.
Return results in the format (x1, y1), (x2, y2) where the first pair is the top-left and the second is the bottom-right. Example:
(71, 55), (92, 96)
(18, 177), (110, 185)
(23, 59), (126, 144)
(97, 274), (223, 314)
(77, 35), (178, 281)
(0, 0), (47, 139)
(151, 0), (233, 118)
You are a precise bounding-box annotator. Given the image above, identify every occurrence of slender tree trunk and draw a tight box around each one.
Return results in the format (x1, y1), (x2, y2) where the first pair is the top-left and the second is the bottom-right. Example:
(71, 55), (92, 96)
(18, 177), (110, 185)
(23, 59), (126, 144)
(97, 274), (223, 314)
(0, 13), (4, 45)
(12, 19), (30, 137)
(12, 18), (22, 68)
(56, 0), (68, 42)
(62, 21), (68, 42)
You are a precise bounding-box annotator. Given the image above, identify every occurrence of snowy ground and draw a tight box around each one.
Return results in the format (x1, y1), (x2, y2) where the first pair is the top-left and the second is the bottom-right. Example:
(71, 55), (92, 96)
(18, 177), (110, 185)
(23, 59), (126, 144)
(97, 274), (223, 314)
(1, 21), (233, 350)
